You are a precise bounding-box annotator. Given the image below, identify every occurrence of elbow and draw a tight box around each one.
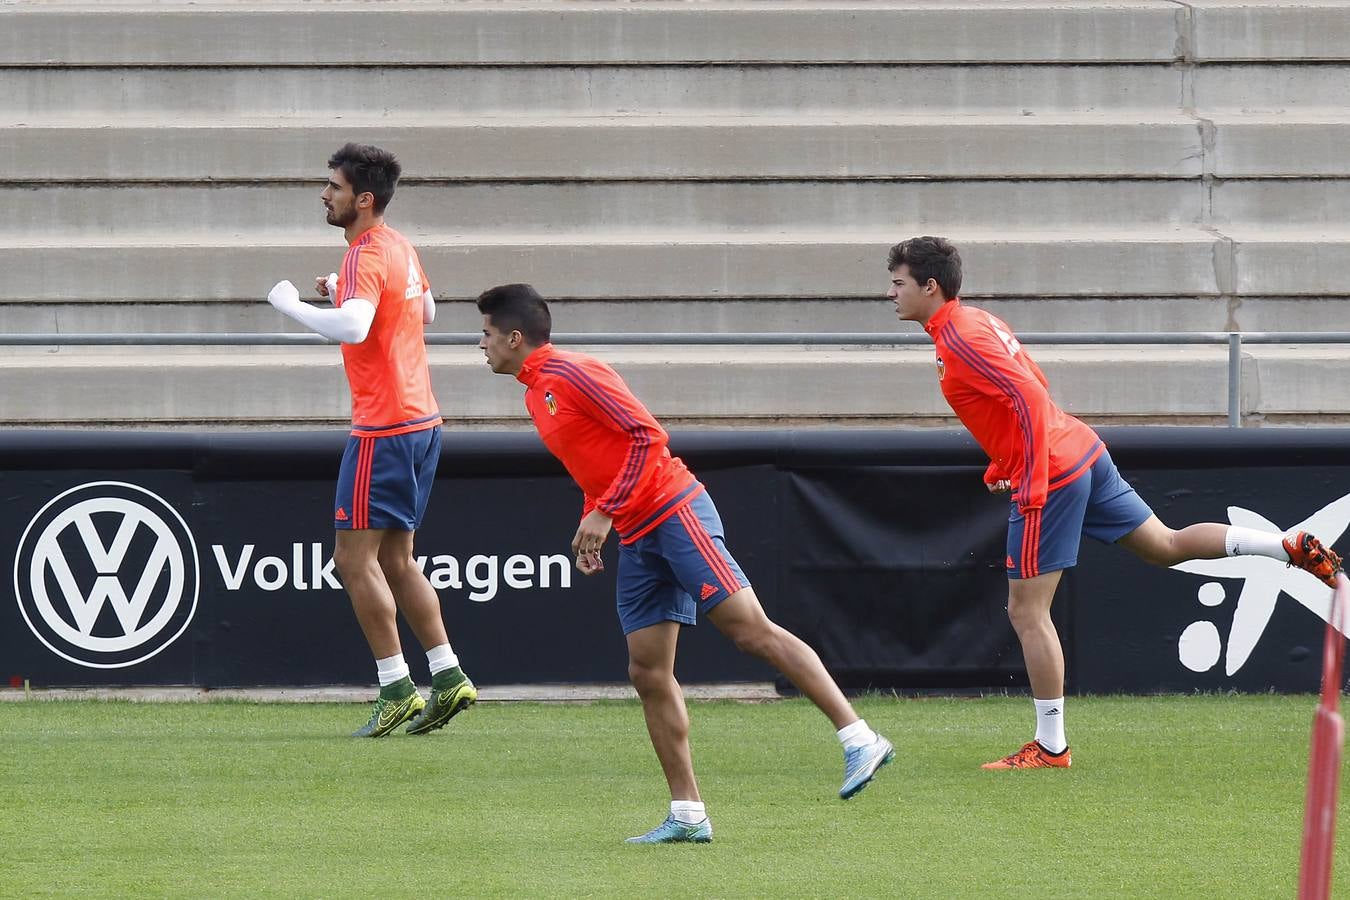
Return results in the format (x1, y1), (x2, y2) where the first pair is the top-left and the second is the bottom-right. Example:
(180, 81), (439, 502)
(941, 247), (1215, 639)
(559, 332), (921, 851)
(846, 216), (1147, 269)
(342, 325), (372, 345)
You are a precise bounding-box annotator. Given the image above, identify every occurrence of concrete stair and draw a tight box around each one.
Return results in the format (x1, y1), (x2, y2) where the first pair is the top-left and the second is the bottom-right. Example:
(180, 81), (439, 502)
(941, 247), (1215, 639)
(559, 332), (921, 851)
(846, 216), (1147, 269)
(3, 0), (1349, 427)
(8, 343), (1345, 429)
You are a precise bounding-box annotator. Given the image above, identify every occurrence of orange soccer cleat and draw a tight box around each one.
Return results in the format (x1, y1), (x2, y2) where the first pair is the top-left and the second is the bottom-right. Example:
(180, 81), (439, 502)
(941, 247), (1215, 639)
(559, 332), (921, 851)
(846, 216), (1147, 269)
(1283, 532), (1344, 589)
(981, 740), (1072, 770)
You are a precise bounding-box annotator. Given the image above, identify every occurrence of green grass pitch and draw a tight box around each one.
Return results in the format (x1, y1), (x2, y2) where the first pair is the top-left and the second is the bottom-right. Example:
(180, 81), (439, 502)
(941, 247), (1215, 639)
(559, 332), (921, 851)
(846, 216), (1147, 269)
(0, 694), (1345, 898)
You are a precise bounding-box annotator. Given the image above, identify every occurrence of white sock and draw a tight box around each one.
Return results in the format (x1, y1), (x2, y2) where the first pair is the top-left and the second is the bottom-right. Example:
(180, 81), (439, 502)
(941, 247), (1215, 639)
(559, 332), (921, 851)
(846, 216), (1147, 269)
(1034, 697), (1067, 754)
(426, 643), (459, 676)
(1224, 526), (1290, 561)
(670, 800), (706, 825)
(837, 718), (878, 751)
(375, 653), (409, 687)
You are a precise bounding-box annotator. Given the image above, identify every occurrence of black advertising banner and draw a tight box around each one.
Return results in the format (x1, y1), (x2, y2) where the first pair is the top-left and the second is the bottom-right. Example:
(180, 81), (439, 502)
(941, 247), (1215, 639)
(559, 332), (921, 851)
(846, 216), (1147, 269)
(1, 429), (1347, 693)
(777, 465), (1027, 690)
(773, 429), (1350, 694)
(0, 432), (773, 688)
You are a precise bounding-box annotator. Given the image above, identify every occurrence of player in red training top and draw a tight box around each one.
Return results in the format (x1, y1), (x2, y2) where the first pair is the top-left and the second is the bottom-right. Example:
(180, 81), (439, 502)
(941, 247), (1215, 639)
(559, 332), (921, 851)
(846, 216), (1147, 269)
(887, 235), (1343, 770)
(476, 283), (894, 844)
(265, 143), (475, 738)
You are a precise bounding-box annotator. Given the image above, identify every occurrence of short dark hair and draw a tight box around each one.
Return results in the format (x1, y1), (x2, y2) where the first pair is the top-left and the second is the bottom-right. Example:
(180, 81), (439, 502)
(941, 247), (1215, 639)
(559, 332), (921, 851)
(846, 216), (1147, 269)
(476, 283), (553, 345)
(327, 143), (401, 214)
(886, 236), (962, 299)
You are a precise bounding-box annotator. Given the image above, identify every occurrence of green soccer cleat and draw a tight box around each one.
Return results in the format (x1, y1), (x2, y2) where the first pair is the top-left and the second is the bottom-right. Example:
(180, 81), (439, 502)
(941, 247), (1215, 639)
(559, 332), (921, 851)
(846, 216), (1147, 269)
(624, 815), (713, 845)
(406, 676), (478, 735)
(352, 689), (426, 738)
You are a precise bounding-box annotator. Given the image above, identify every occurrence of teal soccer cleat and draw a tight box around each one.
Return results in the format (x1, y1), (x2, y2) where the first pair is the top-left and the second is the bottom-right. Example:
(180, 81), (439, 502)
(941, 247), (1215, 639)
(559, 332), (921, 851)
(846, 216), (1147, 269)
(624, 815), (713, 844)
(839, 734), (894, 799)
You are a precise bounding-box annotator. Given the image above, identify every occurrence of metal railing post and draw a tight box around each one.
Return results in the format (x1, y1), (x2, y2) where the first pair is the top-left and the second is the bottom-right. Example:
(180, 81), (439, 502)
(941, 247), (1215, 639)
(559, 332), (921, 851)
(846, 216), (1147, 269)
(1228, 332), (1243, 428)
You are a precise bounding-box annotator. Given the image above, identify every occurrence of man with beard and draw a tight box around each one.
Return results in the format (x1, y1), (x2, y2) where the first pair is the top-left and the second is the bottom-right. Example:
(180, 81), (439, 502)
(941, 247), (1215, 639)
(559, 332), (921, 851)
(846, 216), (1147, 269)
(266, 143), (475, 737)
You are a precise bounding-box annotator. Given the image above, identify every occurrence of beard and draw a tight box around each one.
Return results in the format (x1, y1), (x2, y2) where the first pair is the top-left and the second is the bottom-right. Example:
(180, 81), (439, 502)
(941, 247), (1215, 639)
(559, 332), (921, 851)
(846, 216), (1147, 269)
(325, 204), (357, 228)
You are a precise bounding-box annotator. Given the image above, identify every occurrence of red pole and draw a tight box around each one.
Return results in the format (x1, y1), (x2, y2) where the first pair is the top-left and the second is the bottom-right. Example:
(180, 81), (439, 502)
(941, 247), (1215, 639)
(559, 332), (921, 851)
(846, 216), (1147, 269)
(1298, 573), (1348, 900)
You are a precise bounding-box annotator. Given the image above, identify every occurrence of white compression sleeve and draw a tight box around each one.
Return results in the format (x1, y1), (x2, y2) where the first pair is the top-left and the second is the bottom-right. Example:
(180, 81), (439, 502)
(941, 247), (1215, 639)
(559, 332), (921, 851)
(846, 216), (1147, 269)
(269, 278), (375, 344)
(282, 298), (375, 344)
(422, 289), (436, 325)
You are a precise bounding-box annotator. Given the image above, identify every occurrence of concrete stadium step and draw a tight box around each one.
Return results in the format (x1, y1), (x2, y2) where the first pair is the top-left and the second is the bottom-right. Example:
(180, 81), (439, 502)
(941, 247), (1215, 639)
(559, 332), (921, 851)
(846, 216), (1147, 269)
(1212, 179), (1350, 226)
(0, 116), (1210, 182)
(1187, 1), (1350, 62)
(6, 230), (1348, 335)
(0, 65), (1191, 119)
(13, 230), (1350, 307)
(11, 116), (1350, 181)
(0, 229), (1229, 303)
(1225, 228), (1350, 295)
(1208, 114), (1350, 177)
(1, 180), (1211, 237)
(2, 296), (1341, 342)
(17, 177), (1350, 245)
(0, 2), (1185, 66)
(7, 63), (1348, 120)
(3, 343), (1345, 428)
(1194, 65), (1350, 113)
(11, 2), (1349, 67)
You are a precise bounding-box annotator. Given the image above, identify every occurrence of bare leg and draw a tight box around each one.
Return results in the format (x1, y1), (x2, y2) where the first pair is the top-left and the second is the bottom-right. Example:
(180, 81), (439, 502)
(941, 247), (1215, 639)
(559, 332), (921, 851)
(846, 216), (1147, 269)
(626, 622), (700, 801)
(377, 530), (449, 651)
(334, 528), (401, 659)
(1007, 571), (1065, 699)
(1115, 515), (1228, 567)
(707, 587), (858, 729)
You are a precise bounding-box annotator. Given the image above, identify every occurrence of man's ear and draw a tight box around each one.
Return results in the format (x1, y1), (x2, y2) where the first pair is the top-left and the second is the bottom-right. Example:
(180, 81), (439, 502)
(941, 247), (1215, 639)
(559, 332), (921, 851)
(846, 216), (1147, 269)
(355, 191), (375, 211)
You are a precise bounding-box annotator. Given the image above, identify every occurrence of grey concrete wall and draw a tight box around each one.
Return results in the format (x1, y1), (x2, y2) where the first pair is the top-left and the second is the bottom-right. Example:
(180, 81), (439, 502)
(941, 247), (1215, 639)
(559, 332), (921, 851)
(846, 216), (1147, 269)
(2, 0), (1348, 427)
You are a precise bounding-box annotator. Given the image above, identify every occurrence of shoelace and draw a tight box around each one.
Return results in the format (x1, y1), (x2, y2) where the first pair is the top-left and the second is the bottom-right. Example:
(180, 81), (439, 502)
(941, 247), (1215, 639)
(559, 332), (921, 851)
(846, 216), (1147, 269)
(1321, 545), (1345, 572)
(1309, 537), (1341, 571)
(647, 817), (680, 837)
(1289, 539), (1342, 576)
(1005, 743), (1042, 767)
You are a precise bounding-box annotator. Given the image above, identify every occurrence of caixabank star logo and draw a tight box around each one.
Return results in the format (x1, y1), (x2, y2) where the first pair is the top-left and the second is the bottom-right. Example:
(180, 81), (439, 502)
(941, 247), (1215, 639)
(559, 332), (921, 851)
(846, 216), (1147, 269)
(13, 481), (200, 669)
(1172, 492), (1350, 676)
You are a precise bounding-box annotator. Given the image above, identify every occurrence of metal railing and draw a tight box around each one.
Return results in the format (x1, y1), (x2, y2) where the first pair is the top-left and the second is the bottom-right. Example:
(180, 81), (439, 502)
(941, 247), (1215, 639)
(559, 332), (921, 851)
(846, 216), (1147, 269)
(6, 331), (1350, 428)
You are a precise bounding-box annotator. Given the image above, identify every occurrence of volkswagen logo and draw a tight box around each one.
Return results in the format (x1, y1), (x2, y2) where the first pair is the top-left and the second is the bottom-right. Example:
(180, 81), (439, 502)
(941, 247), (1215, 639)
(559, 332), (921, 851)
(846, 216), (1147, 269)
(13, 481), (199, 669)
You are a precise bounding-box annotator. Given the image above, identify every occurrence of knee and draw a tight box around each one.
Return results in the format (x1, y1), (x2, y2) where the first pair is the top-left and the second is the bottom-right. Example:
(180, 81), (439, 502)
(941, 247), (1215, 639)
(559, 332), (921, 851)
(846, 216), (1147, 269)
(728, 623), (779, 661)
(627, 659), (667, 695)
(333, 544), (368, 582)
(1006, 596), (1046, 634)
(1124, 524), (1183, 567)
(377, 551), (416, 581)
(1136, 539), (1181, 568)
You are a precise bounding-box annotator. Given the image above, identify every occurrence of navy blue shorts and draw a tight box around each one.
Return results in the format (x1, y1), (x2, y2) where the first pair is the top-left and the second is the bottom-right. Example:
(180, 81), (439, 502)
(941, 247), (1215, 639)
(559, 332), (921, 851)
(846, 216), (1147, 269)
(616, 491), (750, 635)
(1006, 449), (1153, 579)
(334, 427), (440, 531)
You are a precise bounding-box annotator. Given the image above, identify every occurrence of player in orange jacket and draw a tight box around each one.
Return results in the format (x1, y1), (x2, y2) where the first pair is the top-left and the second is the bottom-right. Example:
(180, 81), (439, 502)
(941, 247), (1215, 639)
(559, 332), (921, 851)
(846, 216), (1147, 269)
(476, 283), (894, 843)
(266, 143), (474, 737)
(887, 235), (1342, 770)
